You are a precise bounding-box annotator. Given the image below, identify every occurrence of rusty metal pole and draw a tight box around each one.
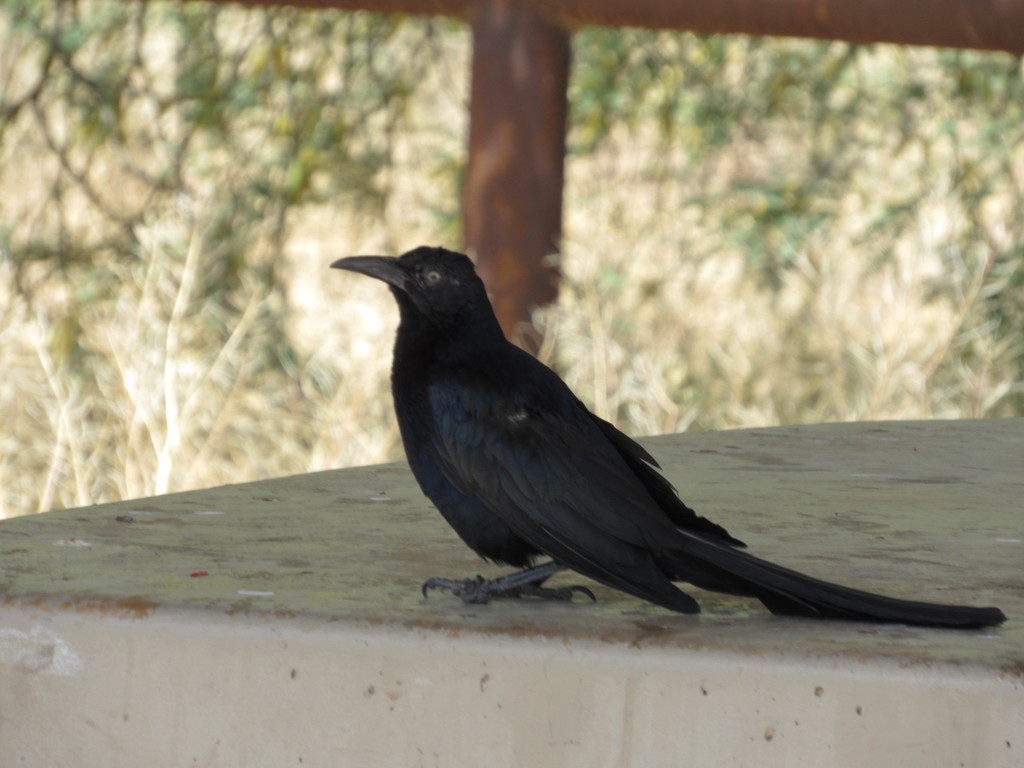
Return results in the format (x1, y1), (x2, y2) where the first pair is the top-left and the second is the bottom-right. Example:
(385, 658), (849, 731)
(243, 1), (1024, 57)
(463, 0), (570, 351)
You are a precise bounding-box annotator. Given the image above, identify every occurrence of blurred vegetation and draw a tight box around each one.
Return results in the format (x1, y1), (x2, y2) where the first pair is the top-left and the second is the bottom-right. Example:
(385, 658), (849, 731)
(1, 0), (462, 514)
(1, 0), (1022, 517)
(572, 30), (1024, 297)
(565, 30), (1024, 428)
(2, 0), (451, 311)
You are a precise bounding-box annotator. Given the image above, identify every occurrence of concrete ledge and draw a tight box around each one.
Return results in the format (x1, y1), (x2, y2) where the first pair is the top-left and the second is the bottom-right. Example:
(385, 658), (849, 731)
(1, 419), (1021, 766)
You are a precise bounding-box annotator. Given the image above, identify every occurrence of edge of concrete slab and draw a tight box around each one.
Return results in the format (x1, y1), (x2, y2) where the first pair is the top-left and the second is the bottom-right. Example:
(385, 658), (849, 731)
(1, 419), (1022, 766)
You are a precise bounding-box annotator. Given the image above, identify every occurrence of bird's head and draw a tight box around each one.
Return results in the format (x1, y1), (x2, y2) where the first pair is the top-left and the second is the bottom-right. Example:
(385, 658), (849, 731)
(331, 246), (494, 329)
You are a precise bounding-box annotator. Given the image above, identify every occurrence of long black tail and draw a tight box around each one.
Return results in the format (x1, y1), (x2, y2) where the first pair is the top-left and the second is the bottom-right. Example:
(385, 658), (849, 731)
(660, 533), (1006, 629)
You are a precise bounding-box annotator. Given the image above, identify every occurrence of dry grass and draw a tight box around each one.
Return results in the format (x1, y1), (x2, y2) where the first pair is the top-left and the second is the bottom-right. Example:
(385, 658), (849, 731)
(1, 8), (1022, 518)
(552, 126), (1020, 433)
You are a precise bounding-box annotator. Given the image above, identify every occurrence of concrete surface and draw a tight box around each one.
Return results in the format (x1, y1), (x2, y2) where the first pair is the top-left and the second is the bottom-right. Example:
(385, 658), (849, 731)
(0, 419), (1021, 766)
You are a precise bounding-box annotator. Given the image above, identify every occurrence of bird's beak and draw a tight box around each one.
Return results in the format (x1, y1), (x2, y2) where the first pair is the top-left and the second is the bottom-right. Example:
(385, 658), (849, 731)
(330, 255), (408, 291)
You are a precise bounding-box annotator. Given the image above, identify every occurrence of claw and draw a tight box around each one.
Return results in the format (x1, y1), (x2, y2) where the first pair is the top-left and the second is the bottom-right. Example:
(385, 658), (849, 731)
(422, 575), (493, 603)
(512, 581), (597, 602)
(420, 562), (596, 605)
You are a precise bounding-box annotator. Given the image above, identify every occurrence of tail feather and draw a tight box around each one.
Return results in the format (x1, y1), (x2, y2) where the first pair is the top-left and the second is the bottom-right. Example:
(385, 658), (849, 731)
(661, 534), (1006, 629)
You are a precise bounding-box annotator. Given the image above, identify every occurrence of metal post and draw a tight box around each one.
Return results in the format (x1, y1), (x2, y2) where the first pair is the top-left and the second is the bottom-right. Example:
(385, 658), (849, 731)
(463, 0), (570, 350)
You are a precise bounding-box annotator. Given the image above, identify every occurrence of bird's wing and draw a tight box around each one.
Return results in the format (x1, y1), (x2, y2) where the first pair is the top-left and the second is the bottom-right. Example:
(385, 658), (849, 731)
(587, 411), (746, 546)
(425, 378), (700, 612)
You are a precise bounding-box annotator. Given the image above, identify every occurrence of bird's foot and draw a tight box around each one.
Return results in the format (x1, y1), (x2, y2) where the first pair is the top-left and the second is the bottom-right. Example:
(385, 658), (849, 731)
(421, 562), (596, 605)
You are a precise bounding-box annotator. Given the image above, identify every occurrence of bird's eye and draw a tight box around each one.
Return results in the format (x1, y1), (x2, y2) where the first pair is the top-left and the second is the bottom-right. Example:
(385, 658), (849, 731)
(424, 270), (442, 285)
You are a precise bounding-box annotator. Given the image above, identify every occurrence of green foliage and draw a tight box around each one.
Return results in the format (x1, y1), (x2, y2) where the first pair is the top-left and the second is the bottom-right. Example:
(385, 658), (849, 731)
(0, 1), (463, 515)
(569, 31), (1024, 415)
(1, 4), (1021, 517)
(1, 0), (450, 298)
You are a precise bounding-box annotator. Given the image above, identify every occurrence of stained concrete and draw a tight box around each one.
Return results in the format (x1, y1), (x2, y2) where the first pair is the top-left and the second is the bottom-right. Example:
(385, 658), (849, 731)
(1, 419), (1021, 766)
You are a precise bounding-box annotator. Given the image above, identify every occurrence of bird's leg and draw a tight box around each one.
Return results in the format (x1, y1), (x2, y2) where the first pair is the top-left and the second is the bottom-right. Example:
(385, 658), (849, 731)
(422, 561), (596, 604)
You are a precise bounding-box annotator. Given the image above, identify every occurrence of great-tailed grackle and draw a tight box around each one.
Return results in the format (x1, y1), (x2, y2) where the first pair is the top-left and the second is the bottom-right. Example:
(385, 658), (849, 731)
(331, 246), (1006, 628)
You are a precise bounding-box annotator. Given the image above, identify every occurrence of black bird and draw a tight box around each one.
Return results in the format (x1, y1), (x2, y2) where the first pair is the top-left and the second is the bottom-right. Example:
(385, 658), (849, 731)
(331, 246), (1006, 629)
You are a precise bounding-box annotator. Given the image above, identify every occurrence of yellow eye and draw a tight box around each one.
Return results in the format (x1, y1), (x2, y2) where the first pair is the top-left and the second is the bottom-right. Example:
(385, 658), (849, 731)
(424, 270), (442, 284)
